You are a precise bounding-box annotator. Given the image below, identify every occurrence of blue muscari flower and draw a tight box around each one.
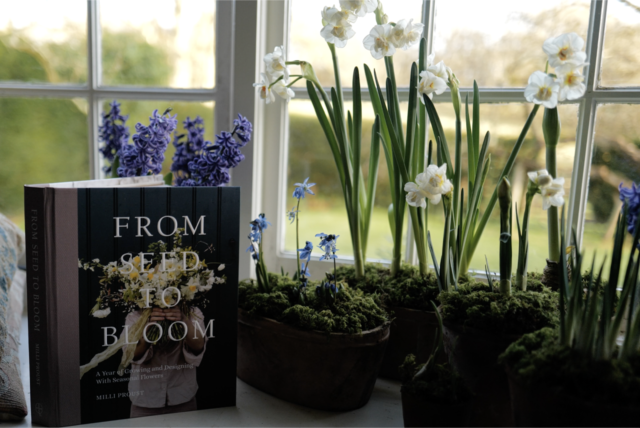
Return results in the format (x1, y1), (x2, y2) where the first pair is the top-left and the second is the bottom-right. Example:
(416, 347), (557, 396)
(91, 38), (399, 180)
(117, 109), (178, 177)
(316, 233), (339, 261)
(233, 114), (253, 146)
(287, 206), (299, 224)
(293, 177), (316, 199)
(98, 100), (130, 173)
(298, 241), (313, 262)
(620, 182), (640, 236)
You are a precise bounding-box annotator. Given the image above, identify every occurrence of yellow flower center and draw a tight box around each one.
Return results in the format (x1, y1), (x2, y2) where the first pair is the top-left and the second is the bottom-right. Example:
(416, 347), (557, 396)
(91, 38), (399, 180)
(429, 174), (444, 188)
(147, 273), (154, 280)
(133, 256), (141, 266)
(189, 285), (197, 292)
(129, 271), (139, 280)
(374, 37), (388, 51)
(332, 26), (347, 38)
(536, 86), (552, 101)
(559, 46), (570, 61)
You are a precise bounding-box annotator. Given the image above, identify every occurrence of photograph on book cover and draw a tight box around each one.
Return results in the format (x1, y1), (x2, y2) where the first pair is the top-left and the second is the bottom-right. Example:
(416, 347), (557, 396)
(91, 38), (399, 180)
(76, 187), (239, 424)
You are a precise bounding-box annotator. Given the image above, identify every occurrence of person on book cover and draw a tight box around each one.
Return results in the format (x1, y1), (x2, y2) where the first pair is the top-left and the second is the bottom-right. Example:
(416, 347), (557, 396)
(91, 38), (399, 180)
(124, 306), (208, 417)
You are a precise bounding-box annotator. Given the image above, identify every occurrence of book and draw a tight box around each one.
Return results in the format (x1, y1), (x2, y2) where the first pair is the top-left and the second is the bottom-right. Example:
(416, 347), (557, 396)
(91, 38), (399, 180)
(24, 176), (240, 426)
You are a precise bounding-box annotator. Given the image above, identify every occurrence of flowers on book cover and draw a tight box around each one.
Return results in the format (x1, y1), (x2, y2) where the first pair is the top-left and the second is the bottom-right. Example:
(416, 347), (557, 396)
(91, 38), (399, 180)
(78, 232), (224, 378)
(81, 233), (224, 320)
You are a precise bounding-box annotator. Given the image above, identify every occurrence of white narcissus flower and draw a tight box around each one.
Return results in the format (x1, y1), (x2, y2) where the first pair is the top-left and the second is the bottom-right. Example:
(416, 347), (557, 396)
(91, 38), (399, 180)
(418, 70), (447, 102)
(427, 60), (450, 82)
(426, 53), (435, 68)
(363, 24), (396, 59)
(556, 64), (586, 101)
(527, 169), (554, 188)
(541, 177), (565, 210)
(388, 19), (424, 50)
(272, 79), (295, 100)
(524, 71), (560, 109)
(339, 0), (377, 17)
(254, 73), (276, 104)
(321, 6), (356, 48)
(404, 164), (453, 207)
(264, 46), (288, 80)
(92, 307), (111, 318)
(542, 32), (587, 68)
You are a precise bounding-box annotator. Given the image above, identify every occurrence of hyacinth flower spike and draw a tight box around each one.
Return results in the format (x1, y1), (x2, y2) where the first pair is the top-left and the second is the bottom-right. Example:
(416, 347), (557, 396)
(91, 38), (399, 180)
(98, 100), (130, 177)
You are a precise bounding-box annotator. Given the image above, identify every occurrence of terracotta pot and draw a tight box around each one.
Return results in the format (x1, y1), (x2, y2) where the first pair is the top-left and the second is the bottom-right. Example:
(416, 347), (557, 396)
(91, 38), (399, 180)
(443, 323), (521, 427)
(506, 366), (640, 427)
(237, 308), (390, 411)
(401, 387), (473, 427)
(378, 307), (440, 380)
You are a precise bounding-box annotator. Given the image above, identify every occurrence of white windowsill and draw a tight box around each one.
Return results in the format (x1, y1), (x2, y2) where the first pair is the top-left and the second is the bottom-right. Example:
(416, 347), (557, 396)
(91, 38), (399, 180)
(6, 316), (404, 428)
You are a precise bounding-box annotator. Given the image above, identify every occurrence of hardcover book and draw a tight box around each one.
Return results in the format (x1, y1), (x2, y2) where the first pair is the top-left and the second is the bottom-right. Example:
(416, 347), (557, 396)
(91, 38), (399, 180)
(24, 176), (240, 426)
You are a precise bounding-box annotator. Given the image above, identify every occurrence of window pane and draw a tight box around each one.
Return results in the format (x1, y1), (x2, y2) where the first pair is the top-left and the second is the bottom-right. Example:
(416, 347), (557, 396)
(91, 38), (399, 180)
(584, 104), (640, 276)
(99, 100), (215, 176)
(285, 99), (406, 261)
(600, 2), (640, 87)
(426, 102), (579, 273)
(0, 97), (89, 229)
(289, 0), (424, 89)
(100, 0), (215, 88)
(434, 0), (590, 88)
(0, 1), (87, 84)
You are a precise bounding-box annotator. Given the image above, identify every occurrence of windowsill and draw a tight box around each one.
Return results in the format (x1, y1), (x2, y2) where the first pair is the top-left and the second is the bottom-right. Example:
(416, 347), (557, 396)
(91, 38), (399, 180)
(7, 316), (403, 427)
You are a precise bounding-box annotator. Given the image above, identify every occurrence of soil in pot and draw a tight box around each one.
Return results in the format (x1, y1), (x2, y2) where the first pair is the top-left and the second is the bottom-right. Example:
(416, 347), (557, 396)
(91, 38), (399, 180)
(399, 354), (474, 427)
(439, 282), (558, 427)
(237, 274), (391, 411)
(336, 264), (473, 379)
(501, 327), (640, 427)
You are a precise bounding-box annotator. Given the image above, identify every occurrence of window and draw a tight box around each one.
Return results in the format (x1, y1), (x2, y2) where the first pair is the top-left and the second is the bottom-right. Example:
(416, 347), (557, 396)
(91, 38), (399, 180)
(0, 0), (236, 232)
(255, 0), (640, 278)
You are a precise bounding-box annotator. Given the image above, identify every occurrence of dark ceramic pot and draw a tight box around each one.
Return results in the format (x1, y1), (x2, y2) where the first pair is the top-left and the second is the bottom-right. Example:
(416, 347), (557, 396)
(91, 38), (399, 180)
(378, 307), (440, 380)
(237, 308), (390, 411)
(443, 323), (521, 427)
(401, 387), (473, 427)
(506, 366), (640, 427)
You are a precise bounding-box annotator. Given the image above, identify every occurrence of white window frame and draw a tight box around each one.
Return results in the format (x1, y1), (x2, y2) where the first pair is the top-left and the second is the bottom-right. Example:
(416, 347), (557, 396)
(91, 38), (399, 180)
(252, 0), (640, 280)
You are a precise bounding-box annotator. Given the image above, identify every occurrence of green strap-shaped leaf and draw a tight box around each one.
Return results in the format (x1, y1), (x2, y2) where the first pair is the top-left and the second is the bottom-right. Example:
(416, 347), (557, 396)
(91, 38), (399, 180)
(465, 104), (540, 269)
(423, 94), (453, 177)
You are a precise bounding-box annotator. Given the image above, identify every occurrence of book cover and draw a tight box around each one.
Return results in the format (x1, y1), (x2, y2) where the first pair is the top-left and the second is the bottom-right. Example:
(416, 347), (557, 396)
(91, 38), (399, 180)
(25, 178), (240, 426)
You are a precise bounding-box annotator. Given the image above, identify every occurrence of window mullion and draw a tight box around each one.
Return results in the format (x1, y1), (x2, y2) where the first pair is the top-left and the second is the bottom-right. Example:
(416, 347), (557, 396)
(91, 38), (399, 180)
(567, 0), (608, 249)
(87, 0), (101, 179)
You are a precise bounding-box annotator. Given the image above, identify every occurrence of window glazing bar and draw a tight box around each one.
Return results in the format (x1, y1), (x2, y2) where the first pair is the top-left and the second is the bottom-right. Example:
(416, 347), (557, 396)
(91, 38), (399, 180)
(567, 0), (608, 249)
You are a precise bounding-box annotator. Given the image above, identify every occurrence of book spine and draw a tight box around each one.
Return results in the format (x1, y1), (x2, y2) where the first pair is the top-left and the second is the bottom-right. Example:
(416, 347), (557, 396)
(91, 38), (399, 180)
(25, 187), (57, 427)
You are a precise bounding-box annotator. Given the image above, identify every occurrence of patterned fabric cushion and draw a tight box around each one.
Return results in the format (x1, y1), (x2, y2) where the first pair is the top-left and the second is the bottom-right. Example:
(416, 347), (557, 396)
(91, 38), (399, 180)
(0, 213), (25, 361)
(0, 270), (28, 420)
(0, 214), (27, 420)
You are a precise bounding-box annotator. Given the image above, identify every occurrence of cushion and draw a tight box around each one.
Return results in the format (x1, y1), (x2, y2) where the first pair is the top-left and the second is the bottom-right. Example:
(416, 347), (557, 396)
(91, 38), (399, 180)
(0, 270), (28, 420)
(0, 213), (25, 360)
(0, 214), (27, 420)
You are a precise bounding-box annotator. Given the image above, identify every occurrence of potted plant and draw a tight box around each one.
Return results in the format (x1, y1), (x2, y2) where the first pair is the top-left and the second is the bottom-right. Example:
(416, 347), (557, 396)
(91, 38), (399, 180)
(236, 181), (390, 411)
(429, 178), (557, 427)
(501, 187), (640, 427)
(399, 302), (473, 427)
